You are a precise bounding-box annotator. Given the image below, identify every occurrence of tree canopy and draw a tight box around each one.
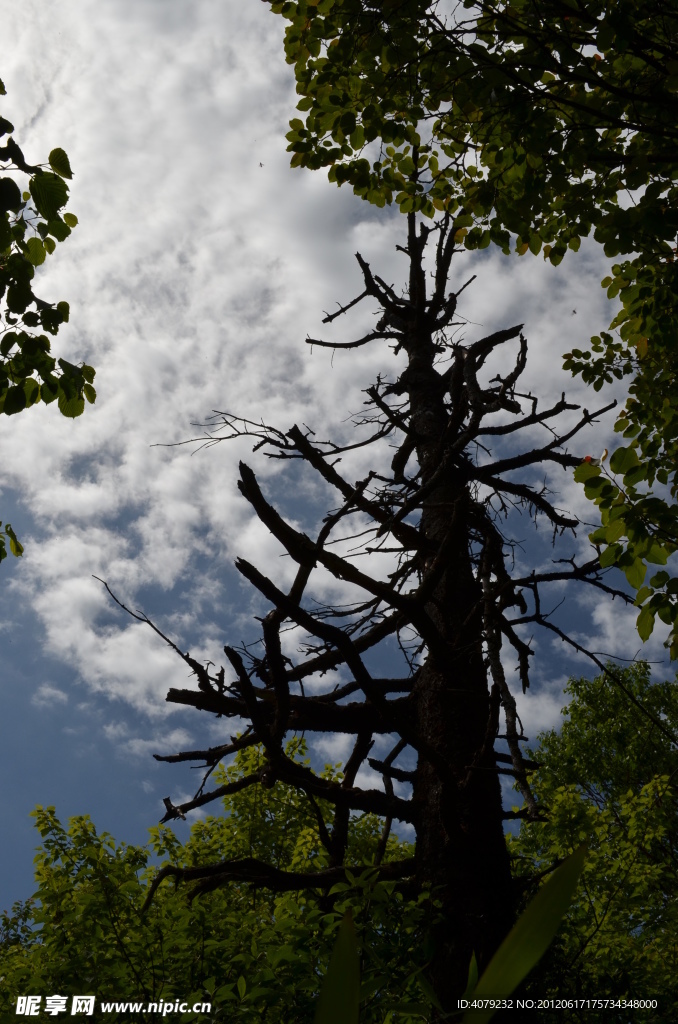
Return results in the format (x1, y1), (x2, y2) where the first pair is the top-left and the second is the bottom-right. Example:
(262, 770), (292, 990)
(2, 667), (674, 1020)
(510, 662), (678, 1018)
(266, 0), (678, 657)
(0, 742), (428, 1023)
(0, 76), (96, 562)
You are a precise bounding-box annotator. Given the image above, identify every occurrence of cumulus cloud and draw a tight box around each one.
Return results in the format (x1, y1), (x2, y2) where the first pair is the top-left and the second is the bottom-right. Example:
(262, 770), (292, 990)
(314, 733), (354, 766)
(102, 722), (195, 759)
(0, 0), (661, 903)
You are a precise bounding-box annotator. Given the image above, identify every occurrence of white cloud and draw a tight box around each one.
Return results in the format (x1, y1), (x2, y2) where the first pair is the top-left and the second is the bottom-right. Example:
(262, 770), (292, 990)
(1, 0), (406, 738)
(102, 722), (194, 759)
(574, 588), (672, 669)
(31, 683), (69, 708)
(313, 733), (354, 765)
(354, 767), (385, 793)
(0, 0), (655, 866)
(515, 678), (570, 743)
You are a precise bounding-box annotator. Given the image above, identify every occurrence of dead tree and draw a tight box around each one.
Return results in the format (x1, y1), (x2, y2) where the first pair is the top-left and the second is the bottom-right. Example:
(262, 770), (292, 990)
(113, 214), (627, 1012)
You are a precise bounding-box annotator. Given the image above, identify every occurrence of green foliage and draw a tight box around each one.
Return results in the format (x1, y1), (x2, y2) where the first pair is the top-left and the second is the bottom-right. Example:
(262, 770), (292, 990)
(0, 734), (587, 1024)
(4, 676), (673, 1020)
(509, 664), (678, 1019)
(0, 82), (95, 428)
(266, 0), (678, 654)
(0, 742), (429, 1023)
(574, 456), (678, 657)
(0, 520), (23, 562)
(0, 77), (96, 561)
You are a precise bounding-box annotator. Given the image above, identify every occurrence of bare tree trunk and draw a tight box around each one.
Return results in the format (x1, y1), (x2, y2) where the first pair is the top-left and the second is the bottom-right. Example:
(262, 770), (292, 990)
(403, 213), (514, 1005)
(115, 213), (623, 1014)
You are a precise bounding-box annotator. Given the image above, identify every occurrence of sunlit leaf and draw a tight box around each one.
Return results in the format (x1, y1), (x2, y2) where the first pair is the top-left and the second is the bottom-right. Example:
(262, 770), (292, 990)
(25, 237), (46, 266)
(4, 523), (24, 557)
(48, 147), (73, 179)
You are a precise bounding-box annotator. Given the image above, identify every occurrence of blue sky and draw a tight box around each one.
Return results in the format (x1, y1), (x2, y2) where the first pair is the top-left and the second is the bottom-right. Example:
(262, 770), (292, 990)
(0, 0), (672, 909)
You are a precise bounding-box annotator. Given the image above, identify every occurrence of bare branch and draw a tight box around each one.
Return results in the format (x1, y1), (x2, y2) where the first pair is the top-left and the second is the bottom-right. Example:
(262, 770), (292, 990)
(141, 857), (416, 914)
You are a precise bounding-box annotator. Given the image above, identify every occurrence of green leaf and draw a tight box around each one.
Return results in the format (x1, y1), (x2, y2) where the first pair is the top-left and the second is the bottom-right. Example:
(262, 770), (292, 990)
(46, 217), (71, 241)
(624, 558), (647, 590)
(636, 605), (655, 642)
(3, 384), (27, 415)
(57, 389), (85, 418)
(7, 280), (33, 315)
(25, 237), (46, 266)
(528, 233), (541, 255)
(314, 910), (360, 1024)
(644, 540), (669, 566)
(236, 975), (246, 1000)
(0, 332), (18, 357)
(4, 523), (24, 557)
(573, 461), (601, 484)
(63, 212), (78, 228)
(41, 379), (58, 404)
(23, 378), (40, 408)
(584, 476), (614, 500)
(48, 147), (73, 179)
(609, 445), (640, 475)
(464, 952), (479, 997)
(0, 176), (22, 213)
(29, 172), (69, 221)
(601, 518), (626, 544)
(635, 586), (653, 605)
(416, 972), (443, 1010)
(464, 846), (587, 1023)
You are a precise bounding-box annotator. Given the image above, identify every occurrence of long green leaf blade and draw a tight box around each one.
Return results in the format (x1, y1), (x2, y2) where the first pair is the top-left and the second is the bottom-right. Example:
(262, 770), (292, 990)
(463, 845), (587, 1023)
(314, 909), (360, 1024)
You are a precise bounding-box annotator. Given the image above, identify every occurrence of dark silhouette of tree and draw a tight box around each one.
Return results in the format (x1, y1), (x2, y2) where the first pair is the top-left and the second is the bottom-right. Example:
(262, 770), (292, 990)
(106, 214), (627, 1014)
